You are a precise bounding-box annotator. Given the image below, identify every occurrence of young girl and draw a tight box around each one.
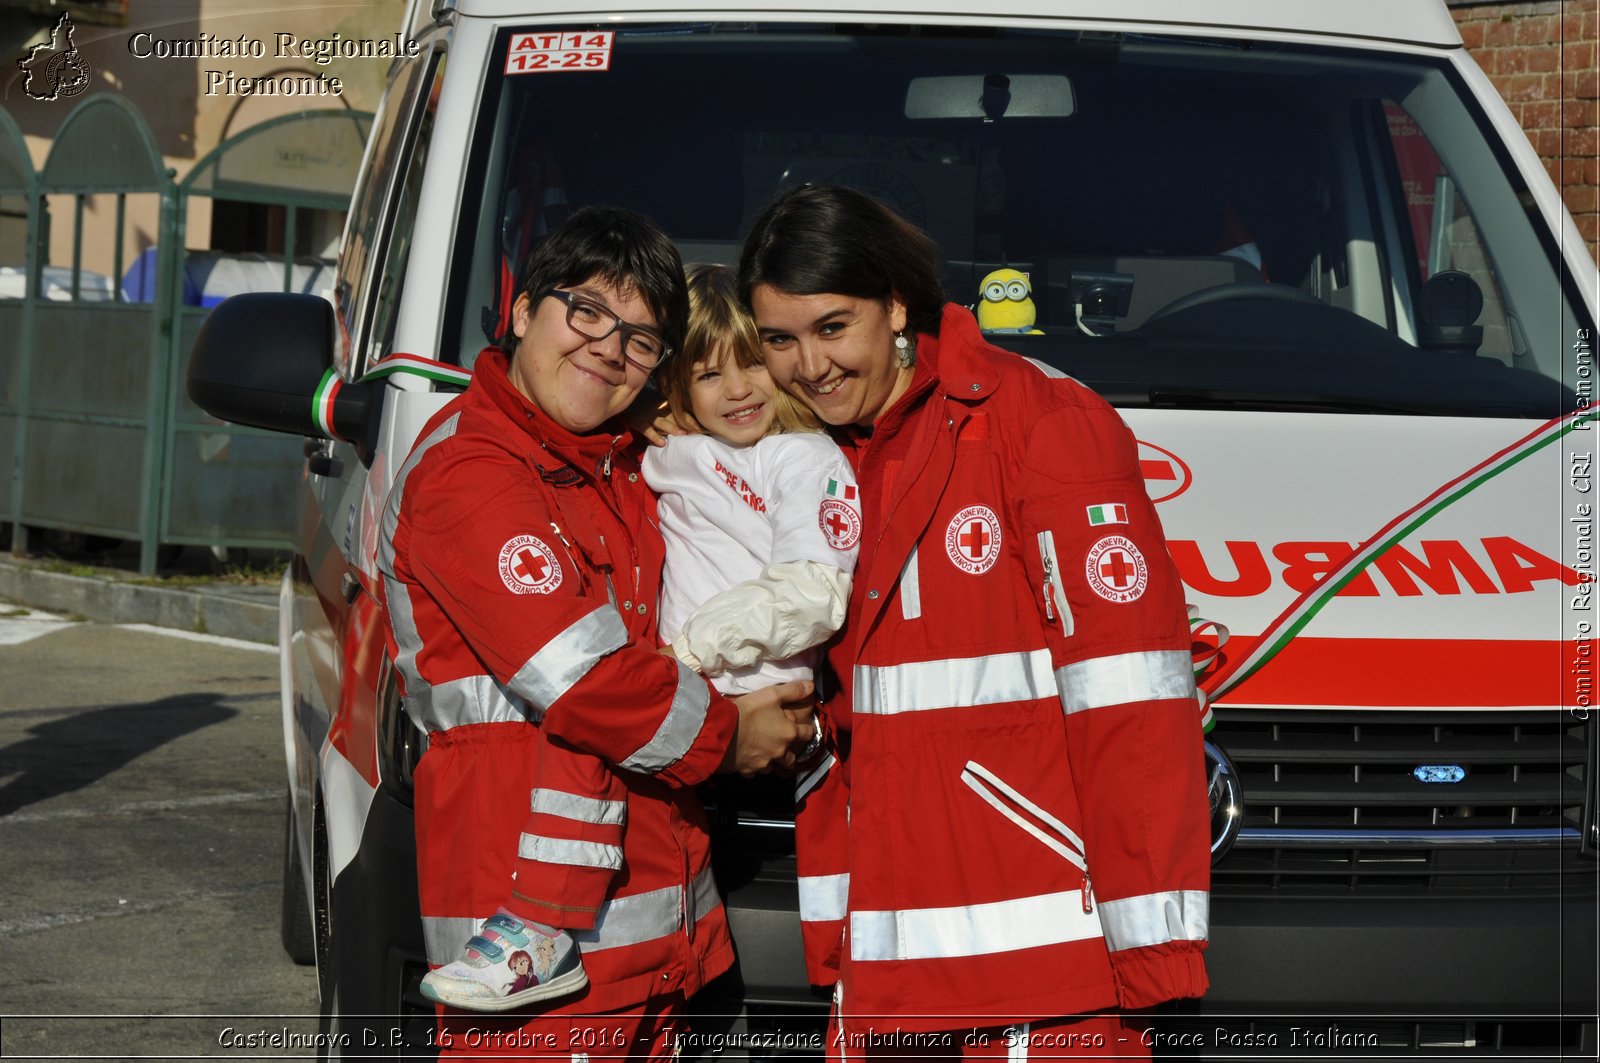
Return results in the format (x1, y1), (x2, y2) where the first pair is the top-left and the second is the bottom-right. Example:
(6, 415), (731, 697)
(420, 262), (860, 1012)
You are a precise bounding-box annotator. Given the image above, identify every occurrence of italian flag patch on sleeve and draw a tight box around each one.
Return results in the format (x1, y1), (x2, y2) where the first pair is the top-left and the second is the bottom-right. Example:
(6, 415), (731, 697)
(1086, 503), (1128, 526)
(826, 478), (857, 502)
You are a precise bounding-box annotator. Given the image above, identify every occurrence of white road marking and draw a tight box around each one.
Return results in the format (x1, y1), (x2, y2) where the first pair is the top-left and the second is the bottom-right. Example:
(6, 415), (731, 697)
(1, 789), (280, 824)
(117, 623), (276, 654)
(0, 883), (275, 936)
(0, 607), (74, 647)
(0, 610), (275, 654)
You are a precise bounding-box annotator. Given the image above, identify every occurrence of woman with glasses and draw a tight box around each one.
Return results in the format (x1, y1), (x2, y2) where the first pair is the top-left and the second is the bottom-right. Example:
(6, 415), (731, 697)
(379, 206), (815, 1056)
(740, 185), (1212, 1058)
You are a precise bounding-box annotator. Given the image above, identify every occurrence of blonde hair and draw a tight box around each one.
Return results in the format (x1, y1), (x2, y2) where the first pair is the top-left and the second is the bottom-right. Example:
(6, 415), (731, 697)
(656, 262), (821, 436)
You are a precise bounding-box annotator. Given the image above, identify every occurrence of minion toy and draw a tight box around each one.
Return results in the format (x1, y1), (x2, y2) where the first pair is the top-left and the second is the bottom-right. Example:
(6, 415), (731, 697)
(976, 268), (1044, 334)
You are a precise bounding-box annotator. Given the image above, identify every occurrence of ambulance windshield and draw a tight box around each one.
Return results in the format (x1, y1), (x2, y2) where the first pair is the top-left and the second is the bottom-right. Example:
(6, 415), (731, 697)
(452, 23), (1592, 419)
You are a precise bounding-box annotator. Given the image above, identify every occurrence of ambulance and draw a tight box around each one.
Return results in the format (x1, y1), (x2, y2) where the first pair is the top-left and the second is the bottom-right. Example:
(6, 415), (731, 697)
(186, 0), (1598, 1056)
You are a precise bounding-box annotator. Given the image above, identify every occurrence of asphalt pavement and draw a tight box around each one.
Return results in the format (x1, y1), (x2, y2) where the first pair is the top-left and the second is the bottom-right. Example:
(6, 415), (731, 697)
(0, 608), (318, 1059)
(0, 546), (309, 1058)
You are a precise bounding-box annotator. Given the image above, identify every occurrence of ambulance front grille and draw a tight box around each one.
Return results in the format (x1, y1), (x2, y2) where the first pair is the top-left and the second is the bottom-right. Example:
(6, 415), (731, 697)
(1212, 709), (1595, 893)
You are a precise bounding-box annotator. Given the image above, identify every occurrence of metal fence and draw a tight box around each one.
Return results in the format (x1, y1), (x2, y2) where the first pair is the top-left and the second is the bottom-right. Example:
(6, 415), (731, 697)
(2, 96), (370, 573)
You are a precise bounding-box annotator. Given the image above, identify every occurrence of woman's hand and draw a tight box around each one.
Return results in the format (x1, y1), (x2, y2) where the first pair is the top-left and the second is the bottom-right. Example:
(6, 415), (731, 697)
(624, 394), (694, 447)
(721, 680), (816, 777)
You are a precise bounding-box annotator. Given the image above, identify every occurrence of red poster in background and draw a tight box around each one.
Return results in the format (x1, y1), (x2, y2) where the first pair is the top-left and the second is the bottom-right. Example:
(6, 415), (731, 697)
(1385, 103), (1447, 278)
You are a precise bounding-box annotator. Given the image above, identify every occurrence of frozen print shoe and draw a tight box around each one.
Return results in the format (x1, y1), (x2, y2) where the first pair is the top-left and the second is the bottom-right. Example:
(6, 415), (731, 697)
(420, 911), (587, 1012)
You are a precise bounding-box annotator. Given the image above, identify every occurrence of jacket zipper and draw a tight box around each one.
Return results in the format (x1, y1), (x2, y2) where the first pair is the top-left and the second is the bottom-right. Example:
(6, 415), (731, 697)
(959, 761), (1087, 871)
(1037, 530), (1073, 637)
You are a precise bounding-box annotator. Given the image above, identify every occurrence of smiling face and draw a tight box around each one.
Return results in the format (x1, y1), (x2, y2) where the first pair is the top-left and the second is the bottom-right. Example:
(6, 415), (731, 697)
(750, 285), (911, 428)
(687, 344), (779, 447)
(508, 276), (656, 434)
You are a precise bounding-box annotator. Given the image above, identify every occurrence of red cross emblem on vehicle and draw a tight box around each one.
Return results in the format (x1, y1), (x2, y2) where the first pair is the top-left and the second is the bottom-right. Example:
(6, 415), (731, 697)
(945, 504), (1001, 575)
(498, 534), (563, 595)
(1085, 535), (1148, 603)
(818, 499), (861, 551)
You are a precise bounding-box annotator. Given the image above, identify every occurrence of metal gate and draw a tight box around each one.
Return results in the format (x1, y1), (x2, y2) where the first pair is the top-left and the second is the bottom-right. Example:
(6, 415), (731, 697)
(4, 96), (369, 573)
(9, 94), (176, 574)
(1, 108), (37, 541)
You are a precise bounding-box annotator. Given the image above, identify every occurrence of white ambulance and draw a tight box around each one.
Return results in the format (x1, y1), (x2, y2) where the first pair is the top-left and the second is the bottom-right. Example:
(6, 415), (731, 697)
(188, 0), (1597, 1056)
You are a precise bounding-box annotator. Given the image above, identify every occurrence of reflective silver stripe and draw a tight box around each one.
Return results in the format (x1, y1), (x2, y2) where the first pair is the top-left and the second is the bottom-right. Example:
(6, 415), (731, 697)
(530, 788), (626, 826)
(1056, 649), (1195, 713)
(851, 889), (1103, 962)
(379, 412), (463, 732)
(621, 657), (710, 773)
(687, 860), (720, 928)
(794, 752), (834, 803)
(1009, 1023), (1030, 1063)
(510, 606), (629, 713)
(798, 872), (849, 924)
(405, 673), (531, 732)
(384, 574), (430, 722)
(425, 868), (721, 961)
(854, 649), (1054, 715)
(422, 915), (481, 966)
(1024, 356), (1071, 381)
(1097, 890), (1209, 952)
(517, 834), (624, 871)
(899, 547), (921, 621)
(377, 412), (460, 576)
(573, 866), (721, 952)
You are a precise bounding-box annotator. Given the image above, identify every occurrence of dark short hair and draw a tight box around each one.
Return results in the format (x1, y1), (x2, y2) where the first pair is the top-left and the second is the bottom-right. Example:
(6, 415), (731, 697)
(738, 185), (945, 336)
(515, 205), (689, 355)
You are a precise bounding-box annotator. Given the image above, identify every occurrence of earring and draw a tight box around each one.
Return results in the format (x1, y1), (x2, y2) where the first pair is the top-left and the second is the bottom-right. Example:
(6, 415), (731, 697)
(895, 331), (916, 368)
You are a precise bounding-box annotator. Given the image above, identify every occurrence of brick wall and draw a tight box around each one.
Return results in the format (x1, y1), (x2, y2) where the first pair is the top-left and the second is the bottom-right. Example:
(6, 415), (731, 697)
(1450, 0), (1599, 264)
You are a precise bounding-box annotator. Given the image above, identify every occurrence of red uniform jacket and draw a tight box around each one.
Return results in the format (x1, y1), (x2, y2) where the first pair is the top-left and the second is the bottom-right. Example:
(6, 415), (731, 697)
(795, 306), (1211, 1031)
(378, 348), (738, 1019)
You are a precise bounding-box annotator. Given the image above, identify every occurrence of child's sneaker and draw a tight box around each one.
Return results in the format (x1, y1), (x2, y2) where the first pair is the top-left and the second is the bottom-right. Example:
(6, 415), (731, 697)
(420, 910), (587, 1011)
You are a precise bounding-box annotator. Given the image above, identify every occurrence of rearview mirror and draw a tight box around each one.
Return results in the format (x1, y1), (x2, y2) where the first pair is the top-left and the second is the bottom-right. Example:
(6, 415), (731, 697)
(905, 74), (1075, 120)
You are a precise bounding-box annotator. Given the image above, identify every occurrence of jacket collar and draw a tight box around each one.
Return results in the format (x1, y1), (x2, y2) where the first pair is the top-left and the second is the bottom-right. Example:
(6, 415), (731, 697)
(473, 346), (635, 484)
(834, 304), (1002, 459)
(926, 304), (1001, 404)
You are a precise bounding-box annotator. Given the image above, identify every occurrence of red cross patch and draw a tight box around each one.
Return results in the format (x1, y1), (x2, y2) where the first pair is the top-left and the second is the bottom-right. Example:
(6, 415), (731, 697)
(944, 504), (1001, 575)
(498, 535), (563, 595)
(818, 499), (861, 551)
(1084, 535), (1148, 603)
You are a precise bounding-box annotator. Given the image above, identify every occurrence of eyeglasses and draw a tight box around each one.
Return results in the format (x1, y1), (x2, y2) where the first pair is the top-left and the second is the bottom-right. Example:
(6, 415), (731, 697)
(542, 290), (670, 371)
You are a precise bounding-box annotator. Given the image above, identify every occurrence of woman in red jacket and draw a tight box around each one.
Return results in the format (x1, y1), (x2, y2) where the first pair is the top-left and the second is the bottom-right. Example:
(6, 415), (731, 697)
(739, 185), (1212, 1059)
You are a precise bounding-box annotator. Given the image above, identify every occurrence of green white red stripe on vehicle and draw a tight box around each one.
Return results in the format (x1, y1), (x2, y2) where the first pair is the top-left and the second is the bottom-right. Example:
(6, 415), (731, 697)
(312, 368), (344, 441)
(1201, 408), (1597, 707)
(312, 356), (473, 441)
(1187, 605), (1229, 732)
(361, 353), (473, 388)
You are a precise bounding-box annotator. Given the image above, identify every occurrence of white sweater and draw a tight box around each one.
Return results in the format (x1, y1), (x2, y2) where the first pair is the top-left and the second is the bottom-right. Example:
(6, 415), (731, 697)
(642, 431), (860, 695)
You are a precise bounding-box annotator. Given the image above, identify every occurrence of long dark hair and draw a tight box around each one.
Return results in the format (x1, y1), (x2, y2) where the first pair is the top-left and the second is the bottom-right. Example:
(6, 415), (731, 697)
(515, 205), (690, 356)
(738, 185), (945, 336)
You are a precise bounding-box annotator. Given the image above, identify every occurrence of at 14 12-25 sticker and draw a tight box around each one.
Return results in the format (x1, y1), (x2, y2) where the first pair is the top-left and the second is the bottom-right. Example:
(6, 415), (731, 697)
(505, 31), (614, 74)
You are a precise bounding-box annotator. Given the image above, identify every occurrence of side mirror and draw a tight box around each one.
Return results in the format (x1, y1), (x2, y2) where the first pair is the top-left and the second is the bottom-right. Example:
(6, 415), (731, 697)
(187, 292), (379, 462)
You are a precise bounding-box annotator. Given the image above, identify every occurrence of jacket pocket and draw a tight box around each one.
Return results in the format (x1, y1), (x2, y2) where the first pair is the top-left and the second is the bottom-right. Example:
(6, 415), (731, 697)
(960, 759), (1086, 873)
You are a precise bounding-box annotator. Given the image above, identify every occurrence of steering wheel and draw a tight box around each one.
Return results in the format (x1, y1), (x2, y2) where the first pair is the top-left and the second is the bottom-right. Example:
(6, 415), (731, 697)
(1144, 281), (1327, 326)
